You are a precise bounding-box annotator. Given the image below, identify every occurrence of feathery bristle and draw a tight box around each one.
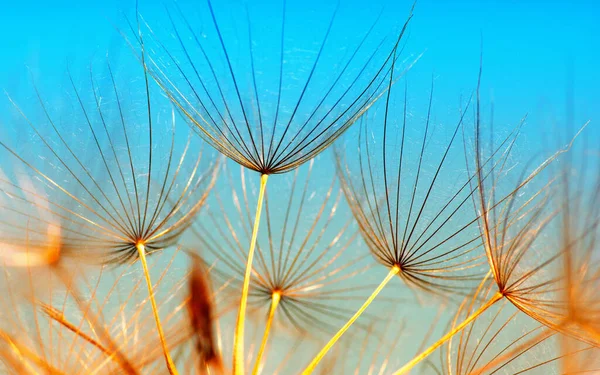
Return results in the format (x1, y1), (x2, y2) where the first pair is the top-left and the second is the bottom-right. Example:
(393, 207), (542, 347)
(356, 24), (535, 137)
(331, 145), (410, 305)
(188, 258), (223, 373)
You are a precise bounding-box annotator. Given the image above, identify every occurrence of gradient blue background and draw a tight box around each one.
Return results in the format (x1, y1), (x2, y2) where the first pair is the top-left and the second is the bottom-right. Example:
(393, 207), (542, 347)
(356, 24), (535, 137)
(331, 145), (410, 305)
(2, 0), (598, 143)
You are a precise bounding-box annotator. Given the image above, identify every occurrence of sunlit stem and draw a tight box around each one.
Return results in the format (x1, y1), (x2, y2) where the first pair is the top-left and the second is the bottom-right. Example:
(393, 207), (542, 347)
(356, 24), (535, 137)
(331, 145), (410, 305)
(136, 242), (179, 375)
(234, 173), (269, 375)
(0, 329), (58, 375)
(561, 328), (575, 374)
(302, 265), (401, 374)
(393, 292), (503, 375)
(252, 292), (281, 375)
(40, 304), (114, 362)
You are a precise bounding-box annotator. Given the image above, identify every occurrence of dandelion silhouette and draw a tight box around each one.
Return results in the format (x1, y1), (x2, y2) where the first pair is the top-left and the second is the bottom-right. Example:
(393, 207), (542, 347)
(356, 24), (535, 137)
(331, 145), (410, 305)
(437, 275), (600, 375)
(301, 52), (508, 372)
(0, 242), (201, 374)
(513, 153), (600, 348)
(133, 1), (417, 371)
(191, 160), (387, 374)
(0, 217), (143, 374)
(0, 61), (218, 374)
(391, 68), (589, 374)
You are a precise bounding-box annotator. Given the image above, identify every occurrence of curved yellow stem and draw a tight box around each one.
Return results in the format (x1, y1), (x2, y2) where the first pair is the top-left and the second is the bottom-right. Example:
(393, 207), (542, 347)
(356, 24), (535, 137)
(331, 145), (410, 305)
(302, 265), (400, 374)
(136, 243), (179, 375)
(252, 292), (281, 375)
(393, 292), (503, 375)
(233, 173), (269, 375)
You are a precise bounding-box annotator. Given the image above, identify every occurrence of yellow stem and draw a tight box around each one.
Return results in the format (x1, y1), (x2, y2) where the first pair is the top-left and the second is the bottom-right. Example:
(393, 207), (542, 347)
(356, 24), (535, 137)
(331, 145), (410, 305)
(234, 173), (269, 375)
(393, 292), (503, 375)
(252, 292), (281, 375)
(136, 243), (179, 375)
(302, 265), (400, 375)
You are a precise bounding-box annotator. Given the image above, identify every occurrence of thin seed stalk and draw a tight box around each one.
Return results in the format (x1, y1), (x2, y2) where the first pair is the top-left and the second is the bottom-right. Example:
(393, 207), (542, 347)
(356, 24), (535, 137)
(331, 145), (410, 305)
(40, 304), (113, 361)
(234, 173), (269, 375)
(53, 267), (139, 375)
(136, 243), (179, 375)
(393, 292), (503, 375)
(0, 329), (62, 375)
(470, 326), (554, 375)
(252, 292), (281, 375)
(302, 265), (401, 374)
(41, 302), (139, 374)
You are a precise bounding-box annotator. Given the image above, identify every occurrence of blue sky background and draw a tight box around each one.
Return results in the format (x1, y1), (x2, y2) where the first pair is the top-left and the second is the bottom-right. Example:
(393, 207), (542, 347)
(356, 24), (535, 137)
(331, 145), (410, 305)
(2, 0), (598, 141)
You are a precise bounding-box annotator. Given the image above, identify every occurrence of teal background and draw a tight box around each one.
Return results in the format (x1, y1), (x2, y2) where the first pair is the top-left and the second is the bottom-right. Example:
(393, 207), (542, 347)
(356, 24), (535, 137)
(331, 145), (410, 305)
(2, 0), (599, 136)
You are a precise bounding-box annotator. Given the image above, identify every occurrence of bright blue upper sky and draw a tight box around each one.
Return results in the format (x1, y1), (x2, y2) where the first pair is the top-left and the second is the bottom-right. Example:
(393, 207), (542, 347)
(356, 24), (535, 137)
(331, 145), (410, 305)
(2, 0), (599, 146)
